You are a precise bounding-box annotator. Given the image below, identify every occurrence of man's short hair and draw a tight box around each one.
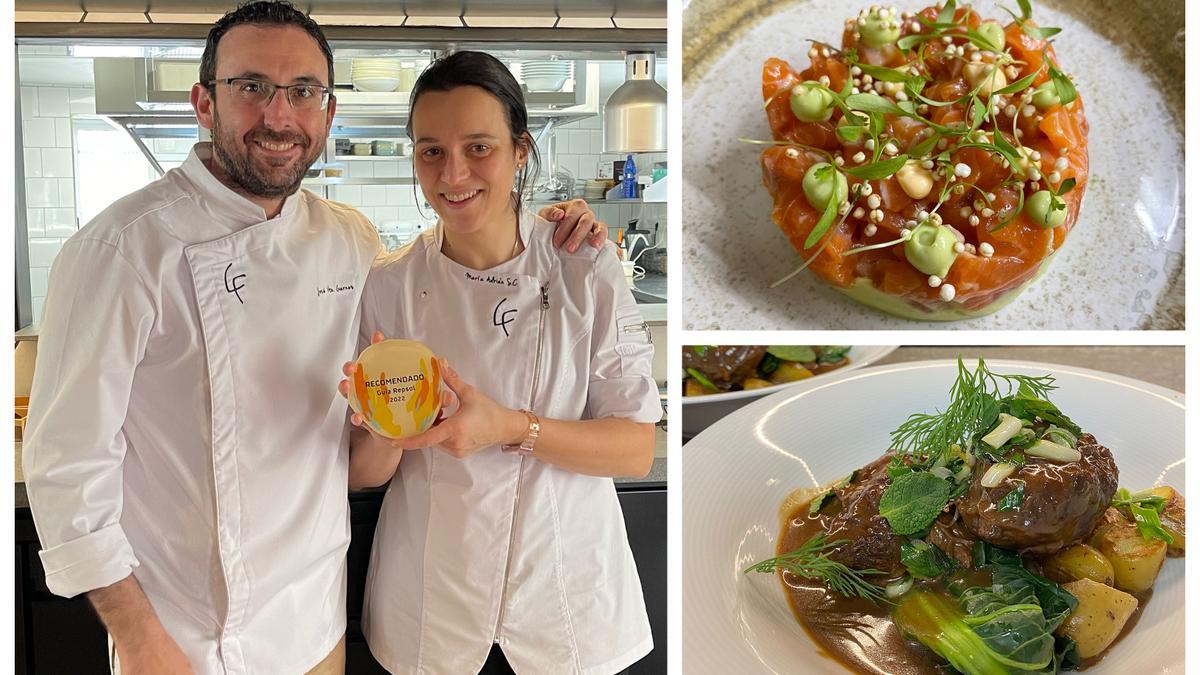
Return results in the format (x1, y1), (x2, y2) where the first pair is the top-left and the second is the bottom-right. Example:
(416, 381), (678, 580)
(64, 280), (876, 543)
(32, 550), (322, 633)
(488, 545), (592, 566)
(200, 1), (335, 90)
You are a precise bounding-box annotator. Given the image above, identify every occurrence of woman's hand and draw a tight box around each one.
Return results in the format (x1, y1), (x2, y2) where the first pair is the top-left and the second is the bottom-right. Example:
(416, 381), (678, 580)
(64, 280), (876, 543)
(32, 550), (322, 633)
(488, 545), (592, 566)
(389, 359), (525, 458)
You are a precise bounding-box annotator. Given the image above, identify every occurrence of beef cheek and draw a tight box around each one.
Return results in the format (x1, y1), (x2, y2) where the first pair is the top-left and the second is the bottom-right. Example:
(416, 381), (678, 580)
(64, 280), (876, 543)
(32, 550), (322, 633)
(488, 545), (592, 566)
(927, 510), (978, 568)
(682, 345), (767, 389)
(824, 454), (906, 578)
(957, 434), (1118, 555)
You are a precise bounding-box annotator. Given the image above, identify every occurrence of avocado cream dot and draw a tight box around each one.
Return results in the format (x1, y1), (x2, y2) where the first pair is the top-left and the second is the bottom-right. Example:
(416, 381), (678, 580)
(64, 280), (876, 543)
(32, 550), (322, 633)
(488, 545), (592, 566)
(790, 82), (835, 122)
(802, 162), (848, 211)
(904, 221), (960, 278)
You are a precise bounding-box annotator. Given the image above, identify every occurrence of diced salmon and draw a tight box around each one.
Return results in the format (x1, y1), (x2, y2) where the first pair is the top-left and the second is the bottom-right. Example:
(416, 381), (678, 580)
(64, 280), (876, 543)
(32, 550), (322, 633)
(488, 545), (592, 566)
(759, 4), (1088, 312)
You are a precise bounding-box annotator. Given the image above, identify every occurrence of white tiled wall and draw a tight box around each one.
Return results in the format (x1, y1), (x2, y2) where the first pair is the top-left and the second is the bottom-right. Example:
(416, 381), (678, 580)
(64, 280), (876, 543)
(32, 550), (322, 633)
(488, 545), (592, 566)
(21, 84), (92, 322)
(532, 60), (669, 246)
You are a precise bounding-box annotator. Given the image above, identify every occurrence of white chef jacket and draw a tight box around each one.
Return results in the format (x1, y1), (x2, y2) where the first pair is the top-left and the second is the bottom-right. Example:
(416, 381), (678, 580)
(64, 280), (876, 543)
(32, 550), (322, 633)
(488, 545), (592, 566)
(358, 211), (661, 674)
(22, 143), (381, 674)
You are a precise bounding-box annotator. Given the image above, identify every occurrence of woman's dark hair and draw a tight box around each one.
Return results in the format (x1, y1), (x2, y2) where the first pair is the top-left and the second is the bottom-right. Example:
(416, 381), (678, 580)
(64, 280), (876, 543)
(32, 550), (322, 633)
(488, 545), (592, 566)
(200, 1), (335, 90)
(407, 50), (542, 210)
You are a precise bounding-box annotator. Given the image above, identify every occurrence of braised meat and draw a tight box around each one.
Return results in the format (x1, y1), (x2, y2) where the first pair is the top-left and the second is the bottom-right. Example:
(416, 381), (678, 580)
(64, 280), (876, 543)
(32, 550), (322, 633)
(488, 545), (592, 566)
(926, 511), (977, 568)
(957, 434), (1118, 555)
(682, 345), (767, 389)
(825, 455), (906, 578)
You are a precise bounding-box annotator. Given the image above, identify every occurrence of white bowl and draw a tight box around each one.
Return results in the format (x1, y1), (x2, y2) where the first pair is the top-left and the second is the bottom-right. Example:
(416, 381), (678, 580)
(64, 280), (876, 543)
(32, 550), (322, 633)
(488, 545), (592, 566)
(681, 346), (898, 436)
(353, 77), (401, 92)
(683, 359), (1185, 674)
(523, 75), (568, 92)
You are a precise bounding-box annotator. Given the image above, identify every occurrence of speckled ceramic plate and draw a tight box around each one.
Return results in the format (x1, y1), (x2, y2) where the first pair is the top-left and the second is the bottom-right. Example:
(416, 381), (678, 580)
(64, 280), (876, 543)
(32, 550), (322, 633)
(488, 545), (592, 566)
(683, 360), (1185, 673)
(682, 0), (1184, 329)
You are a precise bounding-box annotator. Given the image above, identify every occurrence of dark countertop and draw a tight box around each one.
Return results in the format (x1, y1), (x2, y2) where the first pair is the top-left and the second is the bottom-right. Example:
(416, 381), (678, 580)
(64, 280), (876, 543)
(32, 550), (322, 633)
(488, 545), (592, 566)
(615, 456), (667, 485)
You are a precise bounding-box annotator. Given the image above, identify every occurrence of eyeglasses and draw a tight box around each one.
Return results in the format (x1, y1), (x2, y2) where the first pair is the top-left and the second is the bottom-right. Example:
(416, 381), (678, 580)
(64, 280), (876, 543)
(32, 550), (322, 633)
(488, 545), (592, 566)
(208, 78), (332, 111)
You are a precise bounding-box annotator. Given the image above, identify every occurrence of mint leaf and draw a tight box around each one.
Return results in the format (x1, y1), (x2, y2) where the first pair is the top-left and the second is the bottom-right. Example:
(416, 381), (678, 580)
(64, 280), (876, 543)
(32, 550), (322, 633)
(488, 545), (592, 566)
(879, 471), (954, 535)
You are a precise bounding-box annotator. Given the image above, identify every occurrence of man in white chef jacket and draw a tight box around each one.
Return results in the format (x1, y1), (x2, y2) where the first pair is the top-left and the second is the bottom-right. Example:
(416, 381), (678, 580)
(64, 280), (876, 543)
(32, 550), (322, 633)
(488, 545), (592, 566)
(20, 2), (606, 673)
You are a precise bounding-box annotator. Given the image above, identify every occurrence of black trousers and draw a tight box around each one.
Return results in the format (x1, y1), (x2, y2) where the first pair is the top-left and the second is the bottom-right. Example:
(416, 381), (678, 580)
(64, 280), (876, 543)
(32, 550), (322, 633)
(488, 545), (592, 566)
(478, 644), (632, 674)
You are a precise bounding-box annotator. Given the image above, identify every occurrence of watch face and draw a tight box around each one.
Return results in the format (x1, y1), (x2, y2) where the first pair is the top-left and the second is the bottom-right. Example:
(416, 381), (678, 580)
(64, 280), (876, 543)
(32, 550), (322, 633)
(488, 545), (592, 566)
(348, 339), (444, 439)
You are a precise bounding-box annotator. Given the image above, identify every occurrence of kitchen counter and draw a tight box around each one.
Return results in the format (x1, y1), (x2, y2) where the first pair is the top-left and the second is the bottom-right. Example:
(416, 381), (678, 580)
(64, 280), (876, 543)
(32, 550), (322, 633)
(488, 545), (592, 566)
(638, 301), (667, 324)
(631, 271), (667, 304)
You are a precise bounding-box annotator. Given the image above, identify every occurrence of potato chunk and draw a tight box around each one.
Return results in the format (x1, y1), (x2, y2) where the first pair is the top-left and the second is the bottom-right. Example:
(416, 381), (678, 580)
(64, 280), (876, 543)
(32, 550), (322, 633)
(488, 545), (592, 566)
(1056, 578), (1139, 659)
(768, 362), (813, 384)
(1146, 486), (1186, 556)
(1088, 511), (1168, 593)
(1043, 544), (1115, 586)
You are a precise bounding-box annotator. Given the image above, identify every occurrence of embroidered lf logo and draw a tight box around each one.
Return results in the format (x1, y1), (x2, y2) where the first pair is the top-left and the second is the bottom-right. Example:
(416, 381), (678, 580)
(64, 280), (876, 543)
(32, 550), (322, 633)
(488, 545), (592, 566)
(224, 263), (247, 304)
(492, 298), (517, 337)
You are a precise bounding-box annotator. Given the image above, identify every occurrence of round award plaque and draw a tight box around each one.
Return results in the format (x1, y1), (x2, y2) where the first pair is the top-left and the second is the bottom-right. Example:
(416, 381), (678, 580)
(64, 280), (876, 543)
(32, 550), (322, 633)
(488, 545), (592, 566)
(348, 339), (444, 439)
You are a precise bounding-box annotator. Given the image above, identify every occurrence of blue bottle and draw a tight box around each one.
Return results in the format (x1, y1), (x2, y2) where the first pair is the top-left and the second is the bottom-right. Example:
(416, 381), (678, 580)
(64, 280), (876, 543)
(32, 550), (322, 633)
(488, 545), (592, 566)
(622, 154), (637, 199)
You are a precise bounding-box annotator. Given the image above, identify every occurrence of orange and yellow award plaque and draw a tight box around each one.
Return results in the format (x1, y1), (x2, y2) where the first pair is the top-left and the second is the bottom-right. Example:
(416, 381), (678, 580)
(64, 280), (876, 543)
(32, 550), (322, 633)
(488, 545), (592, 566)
(348, 339), (444, 439)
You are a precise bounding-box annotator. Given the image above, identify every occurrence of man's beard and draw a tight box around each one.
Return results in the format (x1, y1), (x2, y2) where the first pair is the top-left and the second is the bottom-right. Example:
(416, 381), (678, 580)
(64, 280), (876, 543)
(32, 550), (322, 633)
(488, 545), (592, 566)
(211, 111), (323, 199)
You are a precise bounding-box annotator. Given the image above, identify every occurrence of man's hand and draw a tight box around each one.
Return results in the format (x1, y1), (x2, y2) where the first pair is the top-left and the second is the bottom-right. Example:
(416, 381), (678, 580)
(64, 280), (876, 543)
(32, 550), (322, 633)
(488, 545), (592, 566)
(539, 199), (607, 253)
(89, 575), (194, 675)
(387, 359), (525, 458)
(338, 330), (387, 429)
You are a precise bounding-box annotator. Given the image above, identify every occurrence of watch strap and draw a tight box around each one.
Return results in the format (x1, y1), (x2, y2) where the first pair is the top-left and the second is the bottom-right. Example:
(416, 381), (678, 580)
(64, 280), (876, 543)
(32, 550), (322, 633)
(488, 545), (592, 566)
(501, 409), (540, 455)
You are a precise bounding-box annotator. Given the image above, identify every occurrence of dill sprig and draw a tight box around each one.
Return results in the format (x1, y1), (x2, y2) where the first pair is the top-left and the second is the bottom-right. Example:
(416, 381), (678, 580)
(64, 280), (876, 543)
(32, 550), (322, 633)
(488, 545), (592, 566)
(890, 357), (1057, 461)
(745, 532), (890, 604)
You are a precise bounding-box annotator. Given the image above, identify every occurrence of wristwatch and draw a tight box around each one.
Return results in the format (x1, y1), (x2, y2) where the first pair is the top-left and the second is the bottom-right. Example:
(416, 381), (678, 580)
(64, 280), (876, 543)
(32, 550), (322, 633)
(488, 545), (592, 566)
(501, 409), (540, 455)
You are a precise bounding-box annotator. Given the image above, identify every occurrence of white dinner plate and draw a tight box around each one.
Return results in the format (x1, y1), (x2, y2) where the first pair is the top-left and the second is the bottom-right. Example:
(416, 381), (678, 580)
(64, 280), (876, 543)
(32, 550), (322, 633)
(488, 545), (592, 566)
(681, 345), (899, 436)
(683, 360), (1185, 673)
(682, 0), (1184, 329)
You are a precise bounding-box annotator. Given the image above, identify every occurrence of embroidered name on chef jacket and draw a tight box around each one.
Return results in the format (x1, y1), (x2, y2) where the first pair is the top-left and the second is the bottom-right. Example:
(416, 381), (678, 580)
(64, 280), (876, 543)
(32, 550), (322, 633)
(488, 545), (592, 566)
(463, 270), (521, 288)
(315, 281), (356, 298)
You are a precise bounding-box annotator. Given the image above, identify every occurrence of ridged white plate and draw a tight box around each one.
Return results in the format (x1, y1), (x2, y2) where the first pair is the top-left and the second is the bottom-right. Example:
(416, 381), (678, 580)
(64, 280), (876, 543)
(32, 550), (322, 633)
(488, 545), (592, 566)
(683, 360), (1185, 674)
(681, 345), (899, 436)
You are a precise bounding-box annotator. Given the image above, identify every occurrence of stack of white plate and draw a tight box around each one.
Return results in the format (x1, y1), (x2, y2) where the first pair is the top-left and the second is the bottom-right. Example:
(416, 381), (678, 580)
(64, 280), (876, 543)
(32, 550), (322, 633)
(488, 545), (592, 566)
(352, 58), (402, 92)
(519, 60), (572, 92)
(584, 179), (608, 200)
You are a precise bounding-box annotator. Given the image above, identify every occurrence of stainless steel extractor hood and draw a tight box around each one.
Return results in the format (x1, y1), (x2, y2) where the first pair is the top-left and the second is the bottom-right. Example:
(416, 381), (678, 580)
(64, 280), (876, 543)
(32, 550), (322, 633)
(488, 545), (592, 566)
(602, 51), (666, 153)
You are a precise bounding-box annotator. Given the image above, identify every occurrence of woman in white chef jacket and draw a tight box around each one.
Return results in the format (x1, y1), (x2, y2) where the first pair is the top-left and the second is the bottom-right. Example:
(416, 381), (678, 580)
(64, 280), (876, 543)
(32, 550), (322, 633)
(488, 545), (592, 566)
(339, 51), (660, 675)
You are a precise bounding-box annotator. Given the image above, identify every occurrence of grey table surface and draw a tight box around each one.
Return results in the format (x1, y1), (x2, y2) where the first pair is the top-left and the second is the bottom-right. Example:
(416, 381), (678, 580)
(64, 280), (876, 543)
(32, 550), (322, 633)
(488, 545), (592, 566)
(680, 346), (1184, 441)
(876, 346), (1183, 393)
